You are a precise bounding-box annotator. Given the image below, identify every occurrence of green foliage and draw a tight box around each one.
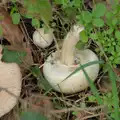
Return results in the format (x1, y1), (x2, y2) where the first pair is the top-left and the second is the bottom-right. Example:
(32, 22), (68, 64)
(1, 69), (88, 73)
(0, 25), (3, 36)
(10, 0), (52, 27)
(93, 18), (104, 27)
(20, 111), (48, 120)
(77, 3), (106, 29)
(87, 65), (120, 120)
(108, 65), (120, 120)
(54, 0), (83, 21)
(76, 3), (120, 67)
(92, 3), (106, 18)
(32, 18), (40, 28)
(2, 47), (27, 64)
(80, 30), (88, 43)
(23, 0), (52, 26)
(11, 13), (20, 24)
(31, 66), (52, 91)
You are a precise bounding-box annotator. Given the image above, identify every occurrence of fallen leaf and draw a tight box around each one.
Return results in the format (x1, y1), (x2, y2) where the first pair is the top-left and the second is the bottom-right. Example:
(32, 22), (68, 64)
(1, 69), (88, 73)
(0, 7), (24, 47)
(0, 7), (33, 68)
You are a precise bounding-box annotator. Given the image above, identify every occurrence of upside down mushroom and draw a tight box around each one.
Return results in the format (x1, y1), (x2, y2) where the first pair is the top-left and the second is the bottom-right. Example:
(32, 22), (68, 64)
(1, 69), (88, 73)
(0, 46), (22, 117)
(43, 25), (100, 94)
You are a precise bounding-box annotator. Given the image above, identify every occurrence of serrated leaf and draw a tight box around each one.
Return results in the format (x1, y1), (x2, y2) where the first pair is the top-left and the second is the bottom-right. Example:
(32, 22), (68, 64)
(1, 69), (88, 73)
(20, 111), (48, 120)
(2, 48), (27, 64)
(92, 3), (106, 17)
(11, 13), (20, 24)
(93, 18), (104, 27)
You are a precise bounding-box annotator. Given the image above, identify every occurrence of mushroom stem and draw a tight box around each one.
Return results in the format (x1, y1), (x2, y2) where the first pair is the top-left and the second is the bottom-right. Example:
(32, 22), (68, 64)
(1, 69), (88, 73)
(60, 25), (84, 66)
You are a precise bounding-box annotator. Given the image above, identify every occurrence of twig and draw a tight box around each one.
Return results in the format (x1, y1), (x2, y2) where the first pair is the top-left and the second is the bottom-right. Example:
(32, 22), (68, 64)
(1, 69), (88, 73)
(81, 113), (105, 120)
(50, 105), (105, 114)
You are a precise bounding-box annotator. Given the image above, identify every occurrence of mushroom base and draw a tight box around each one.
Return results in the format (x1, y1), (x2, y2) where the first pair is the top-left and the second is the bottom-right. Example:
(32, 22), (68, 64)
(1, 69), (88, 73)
(43, 49), (99, 94)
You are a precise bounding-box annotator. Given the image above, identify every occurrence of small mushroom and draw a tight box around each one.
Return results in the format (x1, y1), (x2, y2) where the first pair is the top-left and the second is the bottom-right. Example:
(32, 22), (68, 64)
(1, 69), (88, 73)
(33, 28), (54, 48)
(0, 46), (22, 117)
(43, 25), (99, 94)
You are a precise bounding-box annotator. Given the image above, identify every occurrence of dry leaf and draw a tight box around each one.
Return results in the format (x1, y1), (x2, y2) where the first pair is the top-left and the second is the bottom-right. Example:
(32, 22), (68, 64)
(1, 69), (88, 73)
(0, 7), (24, 47)
(0, 7), (33, 68)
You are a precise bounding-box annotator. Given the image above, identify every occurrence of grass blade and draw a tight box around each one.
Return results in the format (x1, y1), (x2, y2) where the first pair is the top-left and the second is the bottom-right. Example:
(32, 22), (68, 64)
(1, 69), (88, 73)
(65, 60), (104, 104)
(81, 63), (103, 104)
(108, 65), (119, 120)
(65, 60), (103, 80)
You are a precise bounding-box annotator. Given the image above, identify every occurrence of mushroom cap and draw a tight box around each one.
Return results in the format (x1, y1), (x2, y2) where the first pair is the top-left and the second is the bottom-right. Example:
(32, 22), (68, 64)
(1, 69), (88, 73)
(33, 28), (54, 48)
(0, 61), (22, 117)
(43, 49), (99, 94)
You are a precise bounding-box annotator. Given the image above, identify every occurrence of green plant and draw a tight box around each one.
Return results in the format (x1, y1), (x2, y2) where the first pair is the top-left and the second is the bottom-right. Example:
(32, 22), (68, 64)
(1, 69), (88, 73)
(75, 2), (120, 67)
(87, 65), (120, 120)
(10, 0), (52, 28)
(20, 111), (48, 120)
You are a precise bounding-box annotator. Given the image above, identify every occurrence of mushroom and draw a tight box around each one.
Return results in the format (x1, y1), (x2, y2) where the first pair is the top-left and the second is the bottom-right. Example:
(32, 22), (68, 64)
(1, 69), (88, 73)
(43, 25), (99, 94)
(33, 28), (54, 48)
(0, 46), (22, 117)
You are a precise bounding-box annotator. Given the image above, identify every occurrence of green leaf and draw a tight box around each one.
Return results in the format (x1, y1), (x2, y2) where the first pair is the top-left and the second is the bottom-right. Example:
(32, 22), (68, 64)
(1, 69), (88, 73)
(0, 25), (3, 36)
(64, 7), (76, 19)
(80, 30), (88, 42)
(106, 12), (113, 20)
(88, 95), (97, 102)
(54, 0), (62, 4)
(37, 0), (52, 25)
(75, 41), (86, 50)
(112, 18), (118, 26)
(31, 66), (41, 78)
(54, 0), (68, 5)
(2, 48), (27, 64)
(93, 18), (104, 27)
(11, 13), (20, 24)
(20, 111), (48, 120)
(24, 0), (52, 25)
(90, 33), (98, 40)
(92, 3), (106, 17)
(32, 18), (40, 28)
(115, 31), (120, 39)
(81, 11), (92, 23)
(31, 66), (52, 91)
(106, 28), (114, 34)
(73, 0), (82, 7)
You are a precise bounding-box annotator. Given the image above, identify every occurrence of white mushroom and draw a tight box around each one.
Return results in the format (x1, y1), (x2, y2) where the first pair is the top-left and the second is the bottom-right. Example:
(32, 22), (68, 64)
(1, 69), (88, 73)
(33, 28), (54, 48)
(0, 46), (22, 117)
(43, 25), (99, 94)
